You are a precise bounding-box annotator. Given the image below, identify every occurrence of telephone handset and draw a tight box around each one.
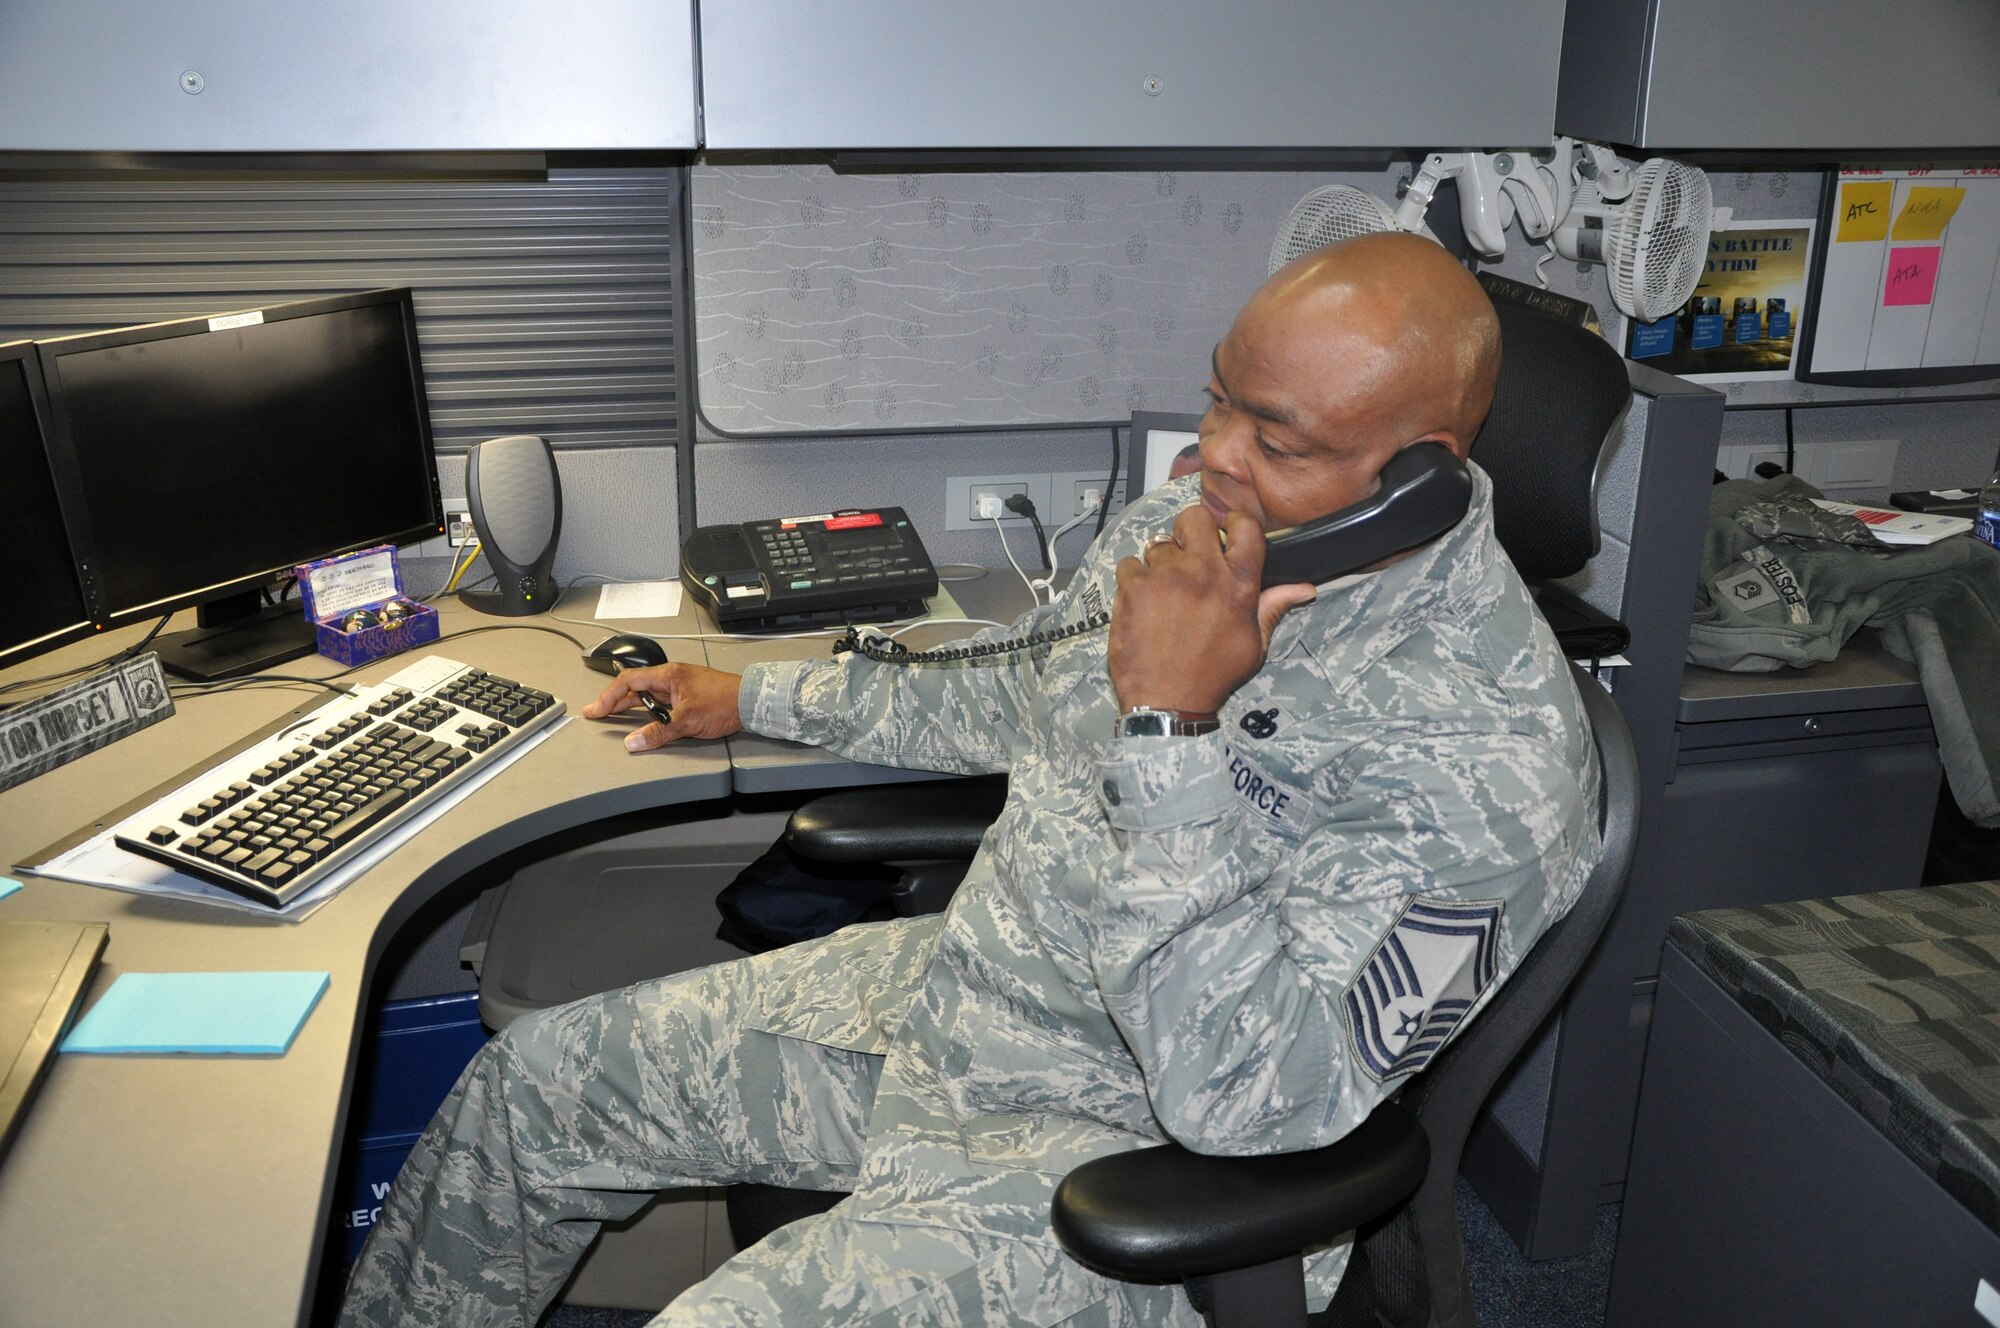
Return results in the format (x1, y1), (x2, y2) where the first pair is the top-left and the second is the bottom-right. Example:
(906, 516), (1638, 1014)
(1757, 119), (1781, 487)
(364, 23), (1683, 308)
(1258, 441), (1473, 588)
(838, 442), (1473, 666)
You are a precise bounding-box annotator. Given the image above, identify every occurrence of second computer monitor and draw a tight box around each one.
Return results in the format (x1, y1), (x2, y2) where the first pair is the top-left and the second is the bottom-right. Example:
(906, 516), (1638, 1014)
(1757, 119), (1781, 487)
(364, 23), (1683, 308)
(36, 288), (445, 678)
(0, 342), (94, 670)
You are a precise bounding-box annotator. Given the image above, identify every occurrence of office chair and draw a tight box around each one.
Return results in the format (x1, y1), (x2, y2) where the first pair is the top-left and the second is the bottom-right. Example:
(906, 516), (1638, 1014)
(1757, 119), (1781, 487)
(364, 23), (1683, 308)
(728, 305), (1642, 1327)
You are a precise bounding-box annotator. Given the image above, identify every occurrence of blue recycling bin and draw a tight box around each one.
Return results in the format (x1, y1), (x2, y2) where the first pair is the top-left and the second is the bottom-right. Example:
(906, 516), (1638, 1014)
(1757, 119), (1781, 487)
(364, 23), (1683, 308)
(332, 991), (491, 1262)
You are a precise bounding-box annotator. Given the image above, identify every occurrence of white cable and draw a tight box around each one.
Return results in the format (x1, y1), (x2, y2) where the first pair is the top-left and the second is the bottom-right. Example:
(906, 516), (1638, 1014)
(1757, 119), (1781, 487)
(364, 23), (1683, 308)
(1041, 496), (1103, 596)
(987, 512), (1044, 605)
(1534, 239), (1556, 289)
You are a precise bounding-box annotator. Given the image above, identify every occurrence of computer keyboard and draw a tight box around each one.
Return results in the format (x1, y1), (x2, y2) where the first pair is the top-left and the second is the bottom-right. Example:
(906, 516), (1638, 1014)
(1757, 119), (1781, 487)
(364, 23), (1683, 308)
(113, 656), (564, 910)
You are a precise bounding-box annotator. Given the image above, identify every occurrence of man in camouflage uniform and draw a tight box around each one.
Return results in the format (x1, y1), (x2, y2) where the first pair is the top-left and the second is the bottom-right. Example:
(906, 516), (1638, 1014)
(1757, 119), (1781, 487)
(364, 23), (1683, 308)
(341, 233), (1602, 1327)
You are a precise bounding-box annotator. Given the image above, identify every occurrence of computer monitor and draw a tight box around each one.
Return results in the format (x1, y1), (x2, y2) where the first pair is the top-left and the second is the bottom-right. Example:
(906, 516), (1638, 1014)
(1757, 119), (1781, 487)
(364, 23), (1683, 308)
(36, 289), (445, 681)
(1125, 410), (1205, 507)
(0, 342), (95, 670)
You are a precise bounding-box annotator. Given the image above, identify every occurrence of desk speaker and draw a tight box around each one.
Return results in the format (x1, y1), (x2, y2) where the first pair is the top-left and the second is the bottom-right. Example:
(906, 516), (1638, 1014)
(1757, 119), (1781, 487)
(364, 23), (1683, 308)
(459, 435), (561, 617)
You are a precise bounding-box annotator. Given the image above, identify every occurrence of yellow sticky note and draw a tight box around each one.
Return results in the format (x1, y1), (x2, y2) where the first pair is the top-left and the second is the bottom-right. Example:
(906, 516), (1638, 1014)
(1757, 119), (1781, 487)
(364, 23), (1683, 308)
(1836, 181), (1894, 242)
(1892, 186), (1966, 241)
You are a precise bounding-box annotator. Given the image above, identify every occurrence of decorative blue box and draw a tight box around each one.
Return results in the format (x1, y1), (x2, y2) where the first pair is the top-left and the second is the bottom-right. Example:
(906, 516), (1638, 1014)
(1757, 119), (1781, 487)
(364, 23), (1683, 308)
(295, 544), (439, 666)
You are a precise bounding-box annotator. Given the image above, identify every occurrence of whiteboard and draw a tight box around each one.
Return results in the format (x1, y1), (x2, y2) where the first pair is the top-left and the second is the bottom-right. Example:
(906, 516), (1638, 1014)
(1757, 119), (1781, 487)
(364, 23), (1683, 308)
(1798, 166), (2000, 386)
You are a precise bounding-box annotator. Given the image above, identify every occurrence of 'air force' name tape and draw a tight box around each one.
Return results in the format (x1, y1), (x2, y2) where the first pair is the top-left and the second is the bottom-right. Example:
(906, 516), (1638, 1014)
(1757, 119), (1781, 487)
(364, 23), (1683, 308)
(1223, 745), (1312, 836)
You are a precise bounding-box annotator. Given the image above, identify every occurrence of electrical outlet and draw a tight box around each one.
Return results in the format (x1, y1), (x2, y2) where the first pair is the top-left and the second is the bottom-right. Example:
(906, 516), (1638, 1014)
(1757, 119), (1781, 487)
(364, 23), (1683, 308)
(409, 500), (475, 560)
(444, 502), (476, 548)
(944, 474), (1052, 531)
(1050, 469), (1127, 525)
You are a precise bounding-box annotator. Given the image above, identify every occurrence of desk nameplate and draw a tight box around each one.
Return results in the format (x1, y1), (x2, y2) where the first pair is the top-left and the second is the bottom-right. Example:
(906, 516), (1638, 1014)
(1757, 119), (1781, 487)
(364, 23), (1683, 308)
(0, 654), (174, 795)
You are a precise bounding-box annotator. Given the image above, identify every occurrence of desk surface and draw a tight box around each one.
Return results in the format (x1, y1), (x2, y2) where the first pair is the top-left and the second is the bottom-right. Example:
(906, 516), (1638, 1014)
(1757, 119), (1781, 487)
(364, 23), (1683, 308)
(0, 574), (1032, 1326)
(0, 592), (736, 1327)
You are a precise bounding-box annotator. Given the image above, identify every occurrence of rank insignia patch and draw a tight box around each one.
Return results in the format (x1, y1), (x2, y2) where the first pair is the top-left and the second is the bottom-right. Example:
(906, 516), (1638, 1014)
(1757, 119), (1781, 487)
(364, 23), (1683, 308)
(1343, 896), (1503, 1083)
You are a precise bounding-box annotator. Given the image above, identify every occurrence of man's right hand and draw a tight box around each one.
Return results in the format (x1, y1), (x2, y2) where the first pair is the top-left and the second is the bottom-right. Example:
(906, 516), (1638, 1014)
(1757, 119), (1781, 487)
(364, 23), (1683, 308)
(582, 663), (745, 751)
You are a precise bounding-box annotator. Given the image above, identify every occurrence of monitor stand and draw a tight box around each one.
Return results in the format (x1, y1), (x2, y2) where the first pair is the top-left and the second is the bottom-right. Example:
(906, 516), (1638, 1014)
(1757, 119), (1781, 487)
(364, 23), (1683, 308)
(153, 592), (318, 683)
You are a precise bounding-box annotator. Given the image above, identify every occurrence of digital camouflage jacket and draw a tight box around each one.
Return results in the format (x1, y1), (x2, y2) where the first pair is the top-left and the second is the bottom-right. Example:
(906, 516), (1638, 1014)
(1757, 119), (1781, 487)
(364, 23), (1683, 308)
(736, 465), (1602, 1300)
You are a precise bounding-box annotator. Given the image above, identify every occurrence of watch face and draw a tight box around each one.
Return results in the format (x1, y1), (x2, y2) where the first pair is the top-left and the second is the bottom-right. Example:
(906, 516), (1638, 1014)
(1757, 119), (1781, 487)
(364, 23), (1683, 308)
(1120, 710), (1172, 739)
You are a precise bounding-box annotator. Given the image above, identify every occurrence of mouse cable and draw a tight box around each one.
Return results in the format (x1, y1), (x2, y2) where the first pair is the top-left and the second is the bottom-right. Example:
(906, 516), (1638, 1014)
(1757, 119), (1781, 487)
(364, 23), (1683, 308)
(837, 612), (1108, 667)
(168, 674), (358, 701)
(434, 622), (590, 653)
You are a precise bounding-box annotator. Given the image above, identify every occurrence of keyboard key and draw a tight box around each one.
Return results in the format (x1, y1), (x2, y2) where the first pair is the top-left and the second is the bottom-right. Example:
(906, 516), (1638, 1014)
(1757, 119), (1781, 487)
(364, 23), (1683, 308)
(147, 825), (178, 845)
(322, 787), (411, 849)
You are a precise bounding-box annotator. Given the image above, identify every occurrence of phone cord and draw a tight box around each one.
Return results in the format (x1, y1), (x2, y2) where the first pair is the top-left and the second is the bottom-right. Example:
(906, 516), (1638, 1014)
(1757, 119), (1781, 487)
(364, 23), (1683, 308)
(836, 613), (1109, 666)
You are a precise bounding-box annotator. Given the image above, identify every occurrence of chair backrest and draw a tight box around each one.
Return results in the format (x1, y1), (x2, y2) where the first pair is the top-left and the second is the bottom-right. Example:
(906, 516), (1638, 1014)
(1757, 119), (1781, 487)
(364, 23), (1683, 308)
(1473, 303), (1633, 583)
(1362, 670), (1641, 1328)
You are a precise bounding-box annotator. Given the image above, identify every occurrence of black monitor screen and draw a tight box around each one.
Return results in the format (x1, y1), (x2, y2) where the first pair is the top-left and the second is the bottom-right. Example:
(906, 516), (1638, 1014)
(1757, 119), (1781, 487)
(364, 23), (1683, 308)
(0, 349), (93, 666)
(41, 291), (441, 622)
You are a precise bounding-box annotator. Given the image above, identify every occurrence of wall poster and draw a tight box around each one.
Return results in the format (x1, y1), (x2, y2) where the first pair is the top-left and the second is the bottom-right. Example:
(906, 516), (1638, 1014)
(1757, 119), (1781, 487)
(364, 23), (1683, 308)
(1624, 217), (1815, 383)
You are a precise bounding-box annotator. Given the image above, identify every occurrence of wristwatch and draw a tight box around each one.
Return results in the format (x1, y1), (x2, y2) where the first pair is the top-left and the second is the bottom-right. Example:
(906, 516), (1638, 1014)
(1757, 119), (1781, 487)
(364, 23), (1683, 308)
(1116, 706), (1221, 739)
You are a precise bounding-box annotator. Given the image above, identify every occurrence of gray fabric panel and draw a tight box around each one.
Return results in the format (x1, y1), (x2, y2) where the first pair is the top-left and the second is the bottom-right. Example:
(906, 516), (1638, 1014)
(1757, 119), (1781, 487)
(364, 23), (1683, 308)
(0, 167), (685, 453)
(689, 162), (1403, 433)
(1670, 880), (2000, 1237)
(404, 446), (681, 593)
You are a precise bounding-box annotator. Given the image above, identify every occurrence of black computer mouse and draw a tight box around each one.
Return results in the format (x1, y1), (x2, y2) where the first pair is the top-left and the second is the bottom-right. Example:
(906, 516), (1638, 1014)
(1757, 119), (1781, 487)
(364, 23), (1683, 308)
(584, 633), (668, 675)
(584, 634), (673, 726)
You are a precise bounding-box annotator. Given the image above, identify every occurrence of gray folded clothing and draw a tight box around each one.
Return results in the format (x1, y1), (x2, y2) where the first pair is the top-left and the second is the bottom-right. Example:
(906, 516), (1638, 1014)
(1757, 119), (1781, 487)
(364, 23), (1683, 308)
(1688, 476), (2000, 827)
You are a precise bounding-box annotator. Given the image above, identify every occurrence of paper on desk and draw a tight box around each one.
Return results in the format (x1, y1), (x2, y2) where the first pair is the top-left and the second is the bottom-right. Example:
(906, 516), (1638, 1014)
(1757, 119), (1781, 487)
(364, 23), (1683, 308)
(0, 876), (20, 902)
(29, 716), (568, 921)
(596, 581), (683, 620)
(62, 970), (329, 1055)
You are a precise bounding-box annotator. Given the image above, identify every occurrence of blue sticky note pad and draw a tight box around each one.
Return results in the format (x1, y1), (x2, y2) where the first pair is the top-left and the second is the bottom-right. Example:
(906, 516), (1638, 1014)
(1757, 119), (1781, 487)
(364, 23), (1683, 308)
(62, 971), (330, 1055)
(0, 876), (20, 902)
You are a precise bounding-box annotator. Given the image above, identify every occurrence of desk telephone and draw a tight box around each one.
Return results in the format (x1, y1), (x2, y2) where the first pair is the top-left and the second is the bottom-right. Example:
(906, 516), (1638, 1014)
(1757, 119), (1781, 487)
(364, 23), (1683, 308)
(681, 507), (940, 632)
(835, 443), (1473, 665)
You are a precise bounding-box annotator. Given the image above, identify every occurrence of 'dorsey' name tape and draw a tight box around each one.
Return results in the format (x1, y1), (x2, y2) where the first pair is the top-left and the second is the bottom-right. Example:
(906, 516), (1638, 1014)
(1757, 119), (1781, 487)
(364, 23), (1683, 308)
(0, 653), (176, 793)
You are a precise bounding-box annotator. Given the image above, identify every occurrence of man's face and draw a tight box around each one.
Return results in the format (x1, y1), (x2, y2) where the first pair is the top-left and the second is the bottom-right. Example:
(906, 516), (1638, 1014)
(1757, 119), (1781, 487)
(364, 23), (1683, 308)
(1196, 310), (1410, 533)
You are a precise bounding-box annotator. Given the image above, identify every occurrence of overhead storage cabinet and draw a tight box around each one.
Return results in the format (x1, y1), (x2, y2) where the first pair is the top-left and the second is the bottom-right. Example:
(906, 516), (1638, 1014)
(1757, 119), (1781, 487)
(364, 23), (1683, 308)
(0, 0), (697, 151)
(1557, 0), (2000, 150)
(699, 0), (1566, 149)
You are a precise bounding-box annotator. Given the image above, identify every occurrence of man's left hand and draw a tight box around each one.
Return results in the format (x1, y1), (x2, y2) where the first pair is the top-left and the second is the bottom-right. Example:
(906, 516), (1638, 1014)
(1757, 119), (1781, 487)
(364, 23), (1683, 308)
(1109, 505), (1318, 717)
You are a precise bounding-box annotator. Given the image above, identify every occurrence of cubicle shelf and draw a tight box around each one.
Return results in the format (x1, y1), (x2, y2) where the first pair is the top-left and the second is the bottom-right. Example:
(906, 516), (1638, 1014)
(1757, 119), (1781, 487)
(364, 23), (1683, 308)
(0, 0), (698, 152)
(1556, 0), (2000, 151)
(699, 0), (1566, 149)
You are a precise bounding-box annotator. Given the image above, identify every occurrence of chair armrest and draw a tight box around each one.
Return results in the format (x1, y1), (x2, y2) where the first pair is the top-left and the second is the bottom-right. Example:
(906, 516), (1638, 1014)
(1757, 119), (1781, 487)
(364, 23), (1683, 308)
(785, 776), (1008, 864)
(1050, 1100), (1428, 1281)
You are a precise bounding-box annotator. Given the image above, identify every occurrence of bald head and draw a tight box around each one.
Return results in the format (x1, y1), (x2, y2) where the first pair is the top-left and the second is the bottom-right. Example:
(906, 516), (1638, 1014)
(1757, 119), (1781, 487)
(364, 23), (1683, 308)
(1196, 232), (1501, 533)
(1250, 233), (1501, 453)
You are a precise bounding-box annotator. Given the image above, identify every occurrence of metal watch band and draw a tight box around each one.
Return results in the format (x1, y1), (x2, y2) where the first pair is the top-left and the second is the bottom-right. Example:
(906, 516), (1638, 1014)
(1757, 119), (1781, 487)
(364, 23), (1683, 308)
(1116, 707), (1222, 738)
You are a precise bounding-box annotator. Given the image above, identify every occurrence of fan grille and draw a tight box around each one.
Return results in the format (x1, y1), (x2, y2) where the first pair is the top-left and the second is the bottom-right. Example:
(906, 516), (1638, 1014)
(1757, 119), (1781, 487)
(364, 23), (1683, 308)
(1267, 185), (1400, 274)
(1606, 160), (1713, 322)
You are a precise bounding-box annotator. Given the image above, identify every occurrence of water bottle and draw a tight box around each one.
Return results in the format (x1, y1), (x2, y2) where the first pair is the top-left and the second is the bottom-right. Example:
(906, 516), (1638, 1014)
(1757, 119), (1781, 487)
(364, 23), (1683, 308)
(1980, 467), (2000, 550)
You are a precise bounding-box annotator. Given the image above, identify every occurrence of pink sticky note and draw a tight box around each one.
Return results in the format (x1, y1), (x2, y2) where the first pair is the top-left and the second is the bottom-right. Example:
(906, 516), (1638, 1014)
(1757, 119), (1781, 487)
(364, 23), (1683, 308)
(1883, 246), (1940, 306)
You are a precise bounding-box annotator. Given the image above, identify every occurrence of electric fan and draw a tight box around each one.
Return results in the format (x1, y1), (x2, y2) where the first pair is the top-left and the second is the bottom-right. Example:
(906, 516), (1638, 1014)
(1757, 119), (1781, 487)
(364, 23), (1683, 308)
(1267, 184), (1437, 276)
(1553, 158), (1724, 321)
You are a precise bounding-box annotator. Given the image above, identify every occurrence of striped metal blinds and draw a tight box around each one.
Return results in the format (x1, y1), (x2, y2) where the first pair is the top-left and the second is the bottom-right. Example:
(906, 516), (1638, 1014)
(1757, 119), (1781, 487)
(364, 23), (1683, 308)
(0, 165), (685, 452)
